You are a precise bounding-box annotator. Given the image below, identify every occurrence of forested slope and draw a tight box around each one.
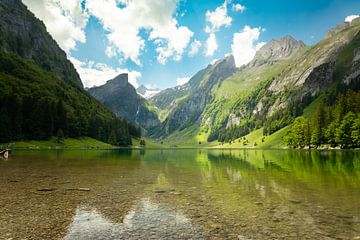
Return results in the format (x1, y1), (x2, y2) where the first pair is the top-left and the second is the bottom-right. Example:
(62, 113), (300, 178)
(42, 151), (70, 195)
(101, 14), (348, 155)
(0, 0), (139, 146)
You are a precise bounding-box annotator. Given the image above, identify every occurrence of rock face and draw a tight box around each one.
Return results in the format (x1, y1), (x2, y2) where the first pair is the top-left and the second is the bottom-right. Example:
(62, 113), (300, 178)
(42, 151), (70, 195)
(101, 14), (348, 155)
(249, 35), (305, 67)
(0, 0), (83, 88)
(344, 46), (360, 85)
(89, 74), (160, 131)
(325, 22), (351, 39)
(157, 55), (236, 136)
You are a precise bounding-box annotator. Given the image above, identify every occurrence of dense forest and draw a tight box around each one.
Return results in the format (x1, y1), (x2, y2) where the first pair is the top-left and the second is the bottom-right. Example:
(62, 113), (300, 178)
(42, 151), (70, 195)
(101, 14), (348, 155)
(284, 88), (360, 149)
(0, 0), (141, 146)
(0, 52), (141, 146)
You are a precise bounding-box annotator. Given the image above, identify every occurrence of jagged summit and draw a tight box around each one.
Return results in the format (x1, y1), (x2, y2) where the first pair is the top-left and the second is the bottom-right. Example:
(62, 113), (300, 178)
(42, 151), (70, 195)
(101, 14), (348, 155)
(249, 35), (305, 67)
(106, 73), (129, 87)
(88, 74), (160, 130)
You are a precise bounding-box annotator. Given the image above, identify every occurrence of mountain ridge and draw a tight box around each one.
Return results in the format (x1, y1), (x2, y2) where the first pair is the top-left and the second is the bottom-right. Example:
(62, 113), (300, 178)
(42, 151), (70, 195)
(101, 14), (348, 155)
(146, 20), (360, 146)
(89, 74), (160, 131)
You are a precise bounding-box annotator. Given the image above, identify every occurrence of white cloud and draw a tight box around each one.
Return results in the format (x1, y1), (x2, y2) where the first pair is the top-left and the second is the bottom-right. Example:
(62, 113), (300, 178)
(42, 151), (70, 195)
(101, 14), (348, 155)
(188, 39), (202, 56)
(232, 4), (246, 13)
(86, 0), (193, 65)
(69, 57), (141, 88)
(205, 1), (232, 33)
(22, 0), (89, 53)
(345, 15), (359, 23)
(205, 33), (218, 56)
(176, 76), (191, 86)
(231, 25), (266, 67)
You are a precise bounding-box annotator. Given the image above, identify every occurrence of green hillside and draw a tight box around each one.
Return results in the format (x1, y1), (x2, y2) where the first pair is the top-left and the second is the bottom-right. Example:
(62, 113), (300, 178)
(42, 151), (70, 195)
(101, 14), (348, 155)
(0, 0), (139, 146)
(152, 20), (360, 149)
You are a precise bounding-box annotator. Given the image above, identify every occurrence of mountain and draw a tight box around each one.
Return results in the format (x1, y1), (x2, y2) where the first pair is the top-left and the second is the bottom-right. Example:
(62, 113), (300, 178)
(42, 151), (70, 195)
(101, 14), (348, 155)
(0, 0), (83, 89)
(249, 35), (305, 67)
(151, 55), (236, 137)
(0, 0), (136, 146)
(151, 20), (360, 147)
(136, 85), (160, 99)
(148, 84), (190, 122)
(89, 74), (160, 131)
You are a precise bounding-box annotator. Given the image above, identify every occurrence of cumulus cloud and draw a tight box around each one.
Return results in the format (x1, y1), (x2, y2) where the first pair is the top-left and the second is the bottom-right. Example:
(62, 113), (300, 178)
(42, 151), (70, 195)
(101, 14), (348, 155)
(206, 33), (218, 56)
(231, 26), (266, 67)
(86, 0), (193, 65)
(345, 15), (359, 23)
(204, 1), (234, 56)
(176, 76), (191, 86)
(69, 57), (141, 88)
(188, 39), (202, 56)
(205, 1), (232, 33)
(232, 4), (246, 13)
(22, 0), (88, 53)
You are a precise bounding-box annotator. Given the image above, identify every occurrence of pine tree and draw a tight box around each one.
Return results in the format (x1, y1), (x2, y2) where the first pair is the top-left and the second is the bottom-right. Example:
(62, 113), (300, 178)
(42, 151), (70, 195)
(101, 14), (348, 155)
(108, 129), (117, 146)
(351, 114), (360, 147)
(336, 112), (356, 148)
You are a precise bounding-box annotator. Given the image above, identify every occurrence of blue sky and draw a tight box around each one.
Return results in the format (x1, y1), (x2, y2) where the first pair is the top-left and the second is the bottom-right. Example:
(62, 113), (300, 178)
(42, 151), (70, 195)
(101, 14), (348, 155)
(23, 0), (360, 89)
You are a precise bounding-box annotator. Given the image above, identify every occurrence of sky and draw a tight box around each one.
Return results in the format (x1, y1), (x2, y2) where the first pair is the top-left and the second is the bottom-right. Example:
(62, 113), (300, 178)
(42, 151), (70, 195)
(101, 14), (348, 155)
(22, 0), (360, 90)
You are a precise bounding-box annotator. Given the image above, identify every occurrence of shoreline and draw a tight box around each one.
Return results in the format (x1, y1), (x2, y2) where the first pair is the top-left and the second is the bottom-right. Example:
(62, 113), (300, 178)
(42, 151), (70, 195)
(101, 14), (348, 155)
(6, 146), (360, 151)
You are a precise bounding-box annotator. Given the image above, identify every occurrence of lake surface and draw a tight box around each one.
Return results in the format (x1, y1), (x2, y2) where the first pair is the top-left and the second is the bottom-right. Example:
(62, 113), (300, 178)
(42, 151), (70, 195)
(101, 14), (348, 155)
(0, 149), (359, 239)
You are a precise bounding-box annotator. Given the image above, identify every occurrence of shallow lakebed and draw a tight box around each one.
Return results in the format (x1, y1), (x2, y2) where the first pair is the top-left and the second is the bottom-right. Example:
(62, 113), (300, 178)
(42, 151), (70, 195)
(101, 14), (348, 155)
(0, 149), (359, 239)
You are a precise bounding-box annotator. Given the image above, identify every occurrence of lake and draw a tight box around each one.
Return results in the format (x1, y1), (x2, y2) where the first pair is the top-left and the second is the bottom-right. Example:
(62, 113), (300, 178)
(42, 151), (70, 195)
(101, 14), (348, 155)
(0, 149), (359, 239)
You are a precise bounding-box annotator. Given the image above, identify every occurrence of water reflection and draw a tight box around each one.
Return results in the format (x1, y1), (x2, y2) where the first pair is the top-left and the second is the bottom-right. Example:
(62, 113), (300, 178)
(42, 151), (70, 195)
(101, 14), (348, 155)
(64, 198), (205, 240)
(1, 149), (359, 239)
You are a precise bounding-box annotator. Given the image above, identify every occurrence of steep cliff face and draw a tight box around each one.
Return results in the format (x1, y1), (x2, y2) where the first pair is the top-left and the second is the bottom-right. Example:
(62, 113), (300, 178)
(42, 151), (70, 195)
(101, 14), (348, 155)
(89, 74), (160, 131)
(156, 55), (236, 136)
(0, 0), (83, 88)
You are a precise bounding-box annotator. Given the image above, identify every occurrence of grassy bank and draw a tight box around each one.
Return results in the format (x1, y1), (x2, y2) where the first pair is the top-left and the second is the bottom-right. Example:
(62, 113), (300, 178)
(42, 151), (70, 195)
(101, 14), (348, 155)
(4, 130), (287, 150)
(5, 137), (113, 150)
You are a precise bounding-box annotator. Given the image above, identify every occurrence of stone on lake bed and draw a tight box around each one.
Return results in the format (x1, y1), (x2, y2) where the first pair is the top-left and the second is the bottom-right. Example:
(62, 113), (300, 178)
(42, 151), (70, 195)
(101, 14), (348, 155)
(153, 188), (176, 194)
(153, 189), (167, 193)
(36, 188), (56, 192)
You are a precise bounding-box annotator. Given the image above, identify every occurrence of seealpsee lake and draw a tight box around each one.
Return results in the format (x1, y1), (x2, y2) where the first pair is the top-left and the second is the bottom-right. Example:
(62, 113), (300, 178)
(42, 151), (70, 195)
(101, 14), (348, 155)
(0, 149), (359, 240)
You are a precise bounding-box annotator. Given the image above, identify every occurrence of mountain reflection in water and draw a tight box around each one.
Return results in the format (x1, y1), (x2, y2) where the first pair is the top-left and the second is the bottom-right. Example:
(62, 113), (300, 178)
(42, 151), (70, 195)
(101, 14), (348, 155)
(64, 198), (205, 240)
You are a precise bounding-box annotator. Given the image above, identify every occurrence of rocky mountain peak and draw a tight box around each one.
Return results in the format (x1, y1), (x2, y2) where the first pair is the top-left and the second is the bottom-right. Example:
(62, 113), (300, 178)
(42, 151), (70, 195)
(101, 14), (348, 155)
(88, 73), (160, 131)
(107, 73), (129, 87)
(249, 35), (305, 67)
(211, 54), (236, 76)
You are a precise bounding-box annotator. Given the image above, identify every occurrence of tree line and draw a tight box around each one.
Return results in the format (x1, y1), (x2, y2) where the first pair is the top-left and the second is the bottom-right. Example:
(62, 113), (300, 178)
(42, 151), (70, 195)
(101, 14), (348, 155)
(284, 90), (360, 149)
(0, 52), (141, 146)
(0, 94), (141, 146)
